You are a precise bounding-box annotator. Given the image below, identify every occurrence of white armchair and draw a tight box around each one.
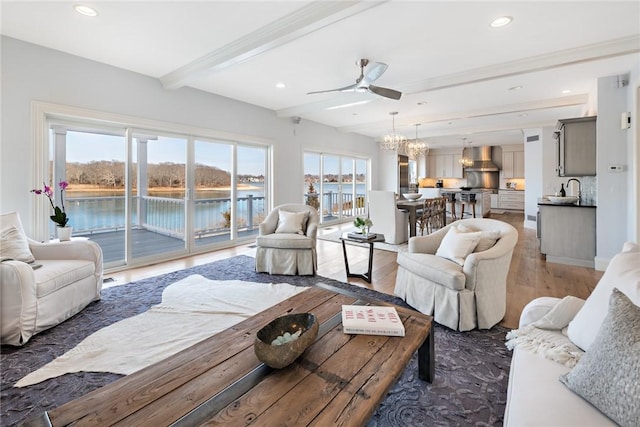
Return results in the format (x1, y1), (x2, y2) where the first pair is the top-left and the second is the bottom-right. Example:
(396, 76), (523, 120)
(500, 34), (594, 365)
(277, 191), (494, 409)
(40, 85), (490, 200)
(368, 190), (409, 245)
(255, 204), (319, 275)
(1, 212), (103, 346)
(394, 218), (518, 331)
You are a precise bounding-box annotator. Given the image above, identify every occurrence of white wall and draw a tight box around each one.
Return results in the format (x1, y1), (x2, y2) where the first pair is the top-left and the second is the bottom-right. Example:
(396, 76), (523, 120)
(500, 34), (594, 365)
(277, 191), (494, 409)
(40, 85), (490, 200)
(627, 64), (640, 244)
(0, 37), (378, 236)
(595, 75), (631, 267)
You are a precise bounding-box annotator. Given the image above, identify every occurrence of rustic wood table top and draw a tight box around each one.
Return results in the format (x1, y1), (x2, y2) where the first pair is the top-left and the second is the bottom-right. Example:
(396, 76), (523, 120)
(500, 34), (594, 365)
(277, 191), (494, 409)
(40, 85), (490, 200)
(36, 284), (433, 427)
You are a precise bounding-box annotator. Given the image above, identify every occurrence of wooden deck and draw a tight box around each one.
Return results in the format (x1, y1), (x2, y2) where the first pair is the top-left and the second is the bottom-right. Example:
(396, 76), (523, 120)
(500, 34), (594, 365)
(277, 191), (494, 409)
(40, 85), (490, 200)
(82, 228), (259, 264)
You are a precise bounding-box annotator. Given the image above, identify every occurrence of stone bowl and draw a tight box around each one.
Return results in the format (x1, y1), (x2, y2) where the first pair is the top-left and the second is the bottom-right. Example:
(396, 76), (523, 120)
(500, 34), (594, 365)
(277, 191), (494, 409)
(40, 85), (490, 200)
(254, 313), (319, 369)
(547, 195), (579, 205)
(403, 193), (422, 201)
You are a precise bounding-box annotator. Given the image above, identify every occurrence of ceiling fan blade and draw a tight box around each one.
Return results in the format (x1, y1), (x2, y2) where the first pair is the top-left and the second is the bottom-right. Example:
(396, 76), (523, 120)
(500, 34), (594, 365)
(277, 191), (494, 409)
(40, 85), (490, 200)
(368, 85), (402, 100)
(307, 83), (357, 95)
(363, 62), (388, 82)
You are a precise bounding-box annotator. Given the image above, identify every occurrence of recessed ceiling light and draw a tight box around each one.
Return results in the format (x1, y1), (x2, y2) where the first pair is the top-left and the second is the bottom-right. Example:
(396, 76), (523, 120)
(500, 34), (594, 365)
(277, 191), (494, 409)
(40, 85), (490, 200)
(562, 89), (571, 94)
(275, 82), (286, 89)
(508, 85), (523, 91)
(490, 16), (513, 28)
(518, 113), (528, 117)
(448, 122), (455, 125)
(417, 101), (428, 106)
(74, 4), (98, 17)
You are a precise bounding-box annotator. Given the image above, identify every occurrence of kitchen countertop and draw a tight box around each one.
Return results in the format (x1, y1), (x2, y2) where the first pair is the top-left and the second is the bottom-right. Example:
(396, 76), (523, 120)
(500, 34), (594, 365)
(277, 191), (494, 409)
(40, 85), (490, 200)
(439, 188), (495, 193)
(537, 198), (597, 208)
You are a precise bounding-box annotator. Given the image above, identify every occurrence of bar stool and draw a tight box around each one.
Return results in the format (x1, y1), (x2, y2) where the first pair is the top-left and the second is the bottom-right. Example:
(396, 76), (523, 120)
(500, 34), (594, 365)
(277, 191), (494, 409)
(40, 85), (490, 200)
(444, 193), (457, 221)
(460, 193), (477, 218)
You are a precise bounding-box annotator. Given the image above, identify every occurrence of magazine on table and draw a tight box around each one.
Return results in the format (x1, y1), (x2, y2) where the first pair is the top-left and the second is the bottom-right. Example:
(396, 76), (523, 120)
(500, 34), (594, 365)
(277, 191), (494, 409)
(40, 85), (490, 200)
(341, 305), (405, 336)
(346, 232), (377, 241)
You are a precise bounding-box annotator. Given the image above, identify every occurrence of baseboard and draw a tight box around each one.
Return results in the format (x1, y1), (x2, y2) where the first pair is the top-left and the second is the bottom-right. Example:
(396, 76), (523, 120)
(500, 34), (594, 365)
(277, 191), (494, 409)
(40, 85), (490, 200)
(546, 255), (594, 269)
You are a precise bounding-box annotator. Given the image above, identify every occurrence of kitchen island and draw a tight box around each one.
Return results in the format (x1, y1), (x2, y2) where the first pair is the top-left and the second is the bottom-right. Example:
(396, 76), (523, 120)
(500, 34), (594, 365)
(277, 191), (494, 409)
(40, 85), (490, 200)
(538, 198), (597, 268)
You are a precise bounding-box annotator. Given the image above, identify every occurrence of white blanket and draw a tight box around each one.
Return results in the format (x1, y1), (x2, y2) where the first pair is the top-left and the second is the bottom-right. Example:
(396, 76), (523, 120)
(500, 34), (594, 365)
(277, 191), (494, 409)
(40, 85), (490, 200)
(16, 275), (307, 387)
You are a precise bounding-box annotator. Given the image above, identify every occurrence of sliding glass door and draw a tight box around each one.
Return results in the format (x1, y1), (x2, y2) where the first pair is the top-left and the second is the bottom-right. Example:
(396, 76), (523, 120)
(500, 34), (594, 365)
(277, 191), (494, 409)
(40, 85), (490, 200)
(47, 119), (269, 269)
(303, 151), (369, 224)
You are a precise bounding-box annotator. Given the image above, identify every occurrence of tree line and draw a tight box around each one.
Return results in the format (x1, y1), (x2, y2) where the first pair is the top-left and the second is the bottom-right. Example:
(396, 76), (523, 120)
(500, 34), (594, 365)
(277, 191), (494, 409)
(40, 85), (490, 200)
(64, 161), (261, 188)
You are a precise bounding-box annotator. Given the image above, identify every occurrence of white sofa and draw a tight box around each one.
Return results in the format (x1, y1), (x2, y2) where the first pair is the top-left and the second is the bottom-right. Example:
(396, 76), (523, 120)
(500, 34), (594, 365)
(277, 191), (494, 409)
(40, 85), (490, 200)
(504, 242), (640, 426)
(1, 212), (104, 346)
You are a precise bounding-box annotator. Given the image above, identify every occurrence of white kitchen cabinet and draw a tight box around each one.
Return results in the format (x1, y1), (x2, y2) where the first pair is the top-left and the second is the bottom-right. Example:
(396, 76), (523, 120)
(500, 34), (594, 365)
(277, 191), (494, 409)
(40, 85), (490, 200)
(502, 150), (525, 178)
(490, 194), (499, 209)
(428, 154), (463, 178)
(498, 190), (524, 210)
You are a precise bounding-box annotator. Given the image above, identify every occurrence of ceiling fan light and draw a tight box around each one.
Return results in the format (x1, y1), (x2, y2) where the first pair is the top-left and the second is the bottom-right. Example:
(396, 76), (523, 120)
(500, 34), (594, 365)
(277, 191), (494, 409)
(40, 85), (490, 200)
(490, 16), (513, 28)
(73, 4), (98, 17)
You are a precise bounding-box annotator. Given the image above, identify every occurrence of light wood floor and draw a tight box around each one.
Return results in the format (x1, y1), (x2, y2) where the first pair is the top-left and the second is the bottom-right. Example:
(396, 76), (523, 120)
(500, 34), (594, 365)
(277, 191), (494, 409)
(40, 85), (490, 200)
(105, 212), (603, 329)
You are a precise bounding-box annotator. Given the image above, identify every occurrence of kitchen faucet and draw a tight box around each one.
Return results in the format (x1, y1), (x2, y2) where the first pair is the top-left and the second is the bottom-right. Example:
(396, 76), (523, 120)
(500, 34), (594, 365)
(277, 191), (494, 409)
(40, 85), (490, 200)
(566, 178), (582, 201)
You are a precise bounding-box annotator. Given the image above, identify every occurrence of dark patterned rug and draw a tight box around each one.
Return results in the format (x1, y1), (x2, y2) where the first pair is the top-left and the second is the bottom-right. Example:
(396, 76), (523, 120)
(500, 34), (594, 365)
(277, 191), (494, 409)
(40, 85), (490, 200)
(0, 255), (511, 427)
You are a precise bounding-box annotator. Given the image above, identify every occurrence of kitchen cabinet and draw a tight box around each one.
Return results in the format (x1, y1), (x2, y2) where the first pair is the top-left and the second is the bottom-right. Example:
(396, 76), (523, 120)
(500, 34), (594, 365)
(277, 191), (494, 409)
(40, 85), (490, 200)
(539, 203), (596, 268)
(498, 190), (524, 210)
(428, 154), (463, 178)
(554, 116), (596, 176)
(490, 194), (499, 209)
(502, 150), (525, 178)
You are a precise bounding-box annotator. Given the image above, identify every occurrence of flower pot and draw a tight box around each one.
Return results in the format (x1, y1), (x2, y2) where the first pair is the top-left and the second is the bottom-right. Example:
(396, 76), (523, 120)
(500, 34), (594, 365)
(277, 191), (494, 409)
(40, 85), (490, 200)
(57, 226), (73, 241)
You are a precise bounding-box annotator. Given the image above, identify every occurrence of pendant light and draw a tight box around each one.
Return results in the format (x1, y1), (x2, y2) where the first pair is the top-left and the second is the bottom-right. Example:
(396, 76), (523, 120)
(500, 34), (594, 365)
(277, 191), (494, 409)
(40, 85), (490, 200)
(406, 124), (429, 159)
(458, 138), (474, 167)
(380, 112), (407, 151)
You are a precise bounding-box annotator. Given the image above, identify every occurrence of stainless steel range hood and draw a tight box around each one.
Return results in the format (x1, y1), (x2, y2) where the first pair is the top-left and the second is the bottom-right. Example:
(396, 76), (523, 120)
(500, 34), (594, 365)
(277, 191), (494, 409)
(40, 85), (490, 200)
(464, 146), (500, 172)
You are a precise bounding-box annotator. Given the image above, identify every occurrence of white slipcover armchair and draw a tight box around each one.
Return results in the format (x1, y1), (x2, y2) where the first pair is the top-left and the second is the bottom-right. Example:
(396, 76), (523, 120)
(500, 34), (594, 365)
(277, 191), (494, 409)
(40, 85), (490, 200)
(368, 190), (409, 245)
(394, 218), (517, 331)
(1, 212), (103, 346)
(255, 204), (319, 275)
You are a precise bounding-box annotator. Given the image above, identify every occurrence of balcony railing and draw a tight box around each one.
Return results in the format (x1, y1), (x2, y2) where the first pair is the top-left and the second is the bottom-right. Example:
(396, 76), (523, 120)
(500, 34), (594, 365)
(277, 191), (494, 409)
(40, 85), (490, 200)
(305, 191), (367, 219)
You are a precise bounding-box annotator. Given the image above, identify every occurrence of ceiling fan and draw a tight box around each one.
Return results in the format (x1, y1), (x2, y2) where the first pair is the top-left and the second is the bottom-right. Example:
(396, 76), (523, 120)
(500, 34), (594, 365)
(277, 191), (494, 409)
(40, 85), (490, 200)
(307, 58), (402, 100)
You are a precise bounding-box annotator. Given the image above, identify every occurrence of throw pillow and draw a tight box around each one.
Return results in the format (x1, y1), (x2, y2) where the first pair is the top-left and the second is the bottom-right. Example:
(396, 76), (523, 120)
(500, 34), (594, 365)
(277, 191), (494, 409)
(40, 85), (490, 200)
(567, 243), (640, 351)
(559, 288), (640, 427)
(435, 225), (481, 266)
(457, 223), (501, 252)
(533, 295), (585, 330)
(275, 210), (306, 235)
(0, 225), (35, 263)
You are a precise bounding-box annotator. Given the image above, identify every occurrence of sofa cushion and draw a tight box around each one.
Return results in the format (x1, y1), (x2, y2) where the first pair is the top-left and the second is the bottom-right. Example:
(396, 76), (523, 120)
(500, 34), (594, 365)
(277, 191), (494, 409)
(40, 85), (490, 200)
(457, 222), (500, 252)
(1, 225), (35, 263)
(275, 210), (307, 235)
(435, 226), (481, 266)
(504, 348), (617, 427)
(559, 289), (640, 427)
(35, 259), (97, 298)
(567, 242), (640, 351)
(533, 295), (585, 330)
(255, 233), (314, 249)
(397, 251), (466, 291)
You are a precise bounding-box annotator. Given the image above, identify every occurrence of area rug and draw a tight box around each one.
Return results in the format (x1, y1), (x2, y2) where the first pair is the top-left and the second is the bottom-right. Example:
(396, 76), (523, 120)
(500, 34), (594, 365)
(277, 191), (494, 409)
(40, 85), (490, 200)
(318, 229), (408, 253)
(0, 255), (511, 426)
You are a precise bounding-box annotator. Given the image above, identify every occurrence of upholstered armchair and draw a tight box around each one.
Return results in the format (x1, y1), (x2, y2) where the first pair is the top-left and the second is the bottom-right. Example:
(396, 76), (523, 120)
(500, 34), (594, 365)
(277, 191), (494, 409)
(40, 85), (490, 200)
(1, 212), (103, 346)
(255, 204), (319, 275)
(394, 218), (518, 331)
(368, 190), (409, 245)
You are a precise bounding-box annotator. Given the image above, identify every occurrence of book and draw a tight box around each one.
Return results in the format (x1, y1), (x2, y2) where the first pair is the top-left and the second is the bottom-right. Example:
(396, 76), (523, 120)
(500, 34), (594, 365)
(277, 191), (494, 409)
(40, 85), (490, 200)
(341, 305), (405, 336)
(346, 232), (377, 241)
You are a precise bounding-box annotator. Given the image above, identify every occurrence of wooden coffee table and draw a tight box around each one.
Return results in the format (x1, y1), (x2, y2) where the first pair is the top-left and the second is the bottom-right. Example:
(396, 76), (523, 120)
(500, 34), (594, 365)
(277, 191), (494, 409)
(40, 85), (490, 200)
(30, 284), (433, 427)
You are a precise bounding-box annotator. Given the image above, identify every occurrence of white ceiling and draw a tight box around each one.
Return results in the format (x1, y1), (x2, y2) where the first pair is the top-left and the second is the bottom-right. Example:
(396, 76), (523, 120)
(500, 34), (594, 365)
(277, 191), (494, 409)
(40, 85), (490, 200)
(2, 1), (639, 148)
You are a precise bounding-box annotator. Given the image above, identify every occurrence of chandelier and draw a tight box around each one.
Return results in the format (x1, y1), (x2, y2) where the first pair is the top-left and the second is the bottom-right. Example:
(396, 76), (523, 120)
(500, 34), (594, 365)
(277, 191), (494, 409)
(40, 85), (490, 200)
(406, 124), (429, 159)
(458, 137), (474, 167)
(380, 112), (407, 151)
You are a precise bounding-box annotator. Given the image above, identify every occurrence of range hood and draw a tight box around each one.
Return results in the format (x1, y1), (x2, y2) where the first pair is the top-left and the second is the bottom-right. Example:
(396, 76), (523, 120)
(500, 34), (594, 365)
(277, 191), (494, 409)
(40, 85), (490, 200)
(464, 146), (499, 172)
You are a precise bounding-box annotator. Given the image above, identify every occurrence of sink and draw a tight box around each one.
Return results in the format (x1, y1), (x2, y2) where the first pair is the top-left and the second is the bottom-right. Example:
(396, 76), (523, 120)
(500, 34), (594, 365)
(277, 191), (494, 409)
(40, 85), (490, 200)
(547, 196), (579, 205)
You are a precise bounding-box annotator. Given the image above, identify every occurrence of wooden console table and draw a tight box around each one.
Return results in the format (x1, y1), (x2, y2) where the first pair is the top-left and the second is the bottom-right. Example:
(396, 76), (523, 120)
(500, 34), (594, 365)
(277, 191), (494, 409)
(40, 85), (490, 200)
(28, 285), (433, 427)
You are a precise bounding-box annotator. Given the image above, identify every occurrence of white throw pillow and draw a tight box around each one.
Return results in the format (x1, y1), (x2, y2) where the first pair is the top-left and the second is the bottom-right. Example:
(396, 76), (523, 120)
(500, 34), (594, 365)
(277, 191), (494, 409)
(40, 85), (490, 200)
(0, 225), (35, 263)
(457, 223), (500, 252)
(435, 225), (481, 266)
(533, 295), (585, 330)
(275, 210), (306, 235)
(567, 242), (640, 351)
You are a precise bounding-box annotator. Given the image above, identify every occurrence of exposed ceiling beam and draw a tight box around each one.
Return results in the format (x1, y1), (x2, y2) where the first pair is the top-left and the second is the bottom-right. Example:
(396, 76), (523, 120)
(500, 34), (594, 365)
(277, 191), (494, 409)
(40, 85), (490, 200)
(339, 94), (589, 134)
(402, 35), (640, 95)
(160, 0), (386, 90)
